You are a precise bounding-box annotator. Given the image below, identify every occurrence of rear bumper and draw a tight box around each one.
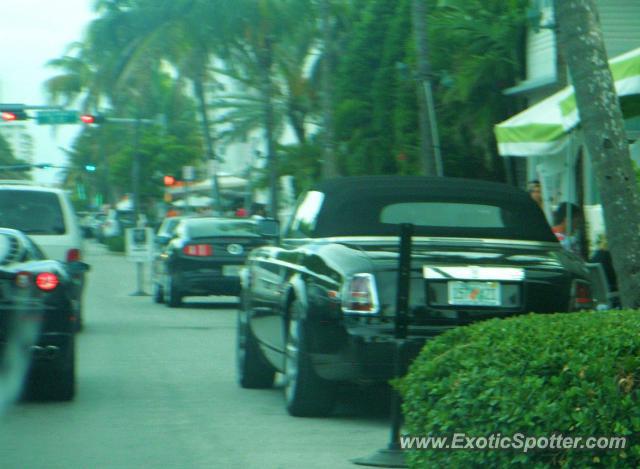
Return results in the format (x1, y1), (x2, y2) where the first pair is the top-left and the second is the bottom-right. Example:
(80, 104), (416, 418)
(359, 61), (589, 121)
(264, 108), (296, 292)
(307, 322), (448, 383)
(30, 332), (74, 364)
(175, 271), (241, 296)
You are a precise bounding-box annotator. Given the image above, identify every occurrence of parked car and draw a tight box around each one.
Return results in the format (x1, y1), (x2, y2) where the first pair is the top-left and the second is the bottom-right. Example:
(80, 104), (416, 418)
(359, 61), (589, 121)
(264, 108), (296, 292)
(0, 228), (89, 401)
(236, 176), (595, 417)
(152, 217), (278, 307)
(0, 182), (87, 329)
(154, 215), (192, 248)
(80, 211), (106, 239)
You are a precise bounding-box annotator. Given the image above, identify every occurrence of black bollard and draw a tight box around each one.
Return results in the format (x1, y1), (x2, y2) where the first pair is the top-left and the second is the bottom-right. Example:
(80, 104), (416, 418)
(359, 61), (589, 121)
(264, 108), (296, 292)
(352, 223), (413, 468)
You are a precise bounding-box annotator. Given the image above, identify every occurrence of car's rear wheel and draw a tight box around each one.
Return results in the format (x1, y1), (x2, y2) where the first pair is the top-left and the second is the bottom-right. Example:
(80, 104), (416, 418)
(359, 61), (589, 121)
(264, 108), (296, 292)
(152, 281), (164, 304)
(165, 275), (182, 308)
(284, 300), (336, 417)
(237, 312), (275, 388)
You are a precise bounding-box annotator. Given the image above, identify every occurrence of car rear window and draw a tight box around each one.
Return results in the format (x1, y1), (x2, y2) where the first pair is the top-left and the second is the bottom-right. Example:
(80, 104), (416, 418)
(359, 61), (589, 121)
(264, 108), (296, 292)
(309, 191), (557, 242)
(185, 219), (259, 238)
(0, 190), (66, 235)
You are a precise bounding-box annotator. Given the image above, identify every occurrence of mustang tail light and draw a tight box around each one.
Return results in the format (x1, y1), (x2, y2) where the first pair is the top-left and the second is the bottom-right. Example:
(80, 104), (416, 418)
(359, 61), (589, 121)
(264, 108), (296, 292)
(182, 244), (213, 257)
(66, 248), (81, 262)
(570, 279), (593, 311)
(36, 272), (60, 291)
(341, 273), (380, 314)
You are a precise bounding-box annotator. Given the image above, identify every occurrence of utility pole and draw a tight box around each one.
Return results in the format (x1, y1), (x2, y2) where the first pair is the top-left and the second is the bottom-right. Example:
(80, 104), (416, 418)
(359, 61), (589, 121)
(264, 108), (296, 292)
(412, 0), (443, 176)
(193, 78), (223, 215)
(260, 37), (279, 219)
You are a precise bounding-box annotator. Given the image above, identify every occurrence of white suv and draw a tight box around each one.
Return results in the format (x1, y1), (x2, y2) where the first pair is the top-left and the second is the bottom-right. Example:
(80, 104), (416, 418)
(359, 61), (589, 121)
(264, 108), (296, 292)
(0, 182), (84, 262)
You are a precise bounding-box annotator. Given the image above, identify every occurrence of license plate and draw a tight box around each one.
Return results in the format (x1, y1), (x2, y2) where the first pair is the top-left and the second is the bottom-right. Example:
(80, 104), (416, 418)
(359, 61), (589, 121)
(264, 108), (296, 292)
(447, 281), (501, 306)
(223, 265), (242, 276)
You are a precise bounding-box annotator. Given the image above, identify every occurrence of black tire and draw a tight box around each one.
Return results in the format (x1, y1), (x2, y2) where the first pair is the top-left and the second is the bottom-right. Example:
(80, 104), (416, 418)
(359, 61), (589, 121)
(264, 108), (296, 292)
(284, 300), (336, 417)
(237, 312), (275, 389)
(36, 339), (76, 401)
(152, 281), (164, 304)
(165, 275), (183, 308)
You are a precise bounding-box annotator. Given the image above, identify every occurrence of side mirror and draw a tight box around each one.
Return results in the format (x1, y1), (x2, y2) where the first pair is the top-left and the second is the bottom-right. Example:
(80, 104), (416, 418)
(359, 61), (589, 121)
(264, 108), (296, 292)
(257, 218), (280, 238)
(67, 261), (91, 275)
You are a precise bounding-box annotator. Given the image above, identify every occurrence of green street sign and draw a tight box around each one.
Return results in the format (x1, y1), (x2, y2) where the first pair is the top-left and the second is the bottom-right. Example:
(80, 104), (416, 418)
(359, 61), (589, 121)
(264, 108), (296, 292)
(36, 110), (79, 125)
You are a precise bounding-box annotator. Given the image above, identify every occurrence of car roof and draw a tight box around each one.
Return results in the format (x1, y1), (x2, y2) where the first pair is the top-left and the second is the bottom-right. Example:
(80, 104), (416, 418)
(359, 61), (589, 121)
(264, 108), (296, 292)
(0, 182), (67, 195)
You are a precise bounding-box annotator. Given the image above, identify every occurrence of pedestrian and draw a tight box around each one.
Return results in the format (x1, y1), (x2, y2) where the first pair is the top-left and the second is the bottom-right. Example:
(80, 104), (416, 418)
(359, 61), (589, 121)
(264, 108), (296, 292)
(589, 234), (619, 307)
(250, 203), (267, 220)
(552, 202), (584, 256)
(527, 180), (544, 210)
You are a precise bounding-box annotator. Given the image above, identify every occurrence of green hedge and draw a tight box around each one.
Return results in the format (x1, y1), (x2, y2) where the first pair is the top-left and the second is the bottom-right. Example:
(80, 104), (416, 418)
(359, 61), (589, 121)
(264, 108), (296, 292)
(398, 310), (640, 467)
(105, 235), (125, 253)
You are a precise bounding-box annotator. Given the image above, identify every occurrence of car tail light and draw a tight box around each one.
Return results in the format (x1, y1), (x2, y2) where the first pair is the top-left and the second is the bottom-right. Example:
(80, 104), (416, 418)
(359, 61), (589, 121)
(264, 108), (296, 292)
(66, 248), (81, 262)
(15, 271), (31, 288)
(36, 272), (60, 291)
(571, 279), (593, 311)
(341, 273), (380, 314)
(182, 244), (213, 257)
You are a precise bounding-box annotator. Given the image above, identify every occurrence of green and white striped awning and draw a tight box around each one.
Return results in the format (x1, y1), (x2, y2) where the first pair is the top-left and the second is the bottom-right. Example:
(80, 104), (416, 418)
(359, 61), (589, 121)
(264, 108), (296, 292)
(495, 46), (640, 157)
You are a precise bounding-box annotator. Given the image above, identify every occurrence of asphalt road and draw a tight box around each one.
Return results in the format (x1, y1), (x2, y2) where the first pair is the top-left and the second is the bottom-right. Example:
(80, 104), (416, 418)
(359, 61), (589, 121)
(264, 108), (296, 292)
(0, 242), (393, 469)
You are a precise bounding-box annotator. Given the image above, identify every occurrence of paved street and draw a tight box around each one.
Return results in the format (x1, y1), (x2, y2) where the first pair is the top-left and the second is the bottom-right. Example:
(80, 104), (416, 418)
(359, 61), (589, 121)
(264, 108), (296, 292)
(0, 242), (391, 469)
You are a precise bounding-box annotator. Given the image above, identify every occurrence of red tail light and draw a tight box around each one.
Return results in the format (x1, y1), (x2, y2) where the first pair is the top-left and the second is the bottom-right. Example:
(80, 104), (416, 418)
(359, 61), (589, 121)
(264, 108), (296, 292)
(341, 273), (380, 314)
(182, 244), (213, 257)
(571, 280), (593, 311)
(66, 248), (81, 262)
(36, 272), (60, 291)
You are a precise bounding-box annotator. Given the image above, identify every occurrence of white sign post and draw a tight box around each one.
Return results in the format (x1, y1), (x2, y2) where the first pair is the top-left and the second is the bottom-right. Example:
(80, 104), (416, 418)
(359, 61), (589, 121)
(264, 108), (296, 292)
(126, 227), (154, 295)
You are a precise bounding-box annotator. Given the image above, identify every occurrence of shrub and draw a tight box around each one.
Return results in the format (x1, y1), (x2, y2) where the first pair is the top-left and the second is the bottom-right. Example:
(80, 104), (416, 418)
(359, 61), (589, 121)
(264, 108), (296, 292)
(397, 310), (640, 467)
(105, 235), (125, 253)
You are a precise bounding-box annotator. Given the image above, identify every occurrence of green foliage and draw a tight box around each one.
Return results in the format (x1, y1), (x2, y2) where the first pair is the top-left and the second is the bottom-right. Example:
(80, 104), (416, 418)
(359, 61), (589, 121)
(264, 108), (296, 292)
(398, 310), (640, 467)
(0, 134), (31, 180)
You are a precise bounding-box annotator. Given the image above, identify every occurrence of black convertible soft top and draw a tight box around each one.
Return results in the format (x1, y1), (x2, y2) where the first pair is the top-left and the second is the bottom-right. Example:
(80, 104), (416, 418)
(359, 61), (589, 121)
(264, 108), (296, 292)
(305, 176), (557, 242)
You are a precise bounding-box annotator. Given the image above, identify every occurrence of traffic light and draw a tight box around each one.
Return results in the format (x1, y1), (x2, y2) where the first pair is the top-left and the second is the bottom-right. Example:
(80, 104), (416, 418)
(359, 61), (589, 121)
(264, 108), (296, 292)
(85, 164), (97, 172)
(163, 175), (176, 186)
(1, 110), (29, 121)
(80, 114), (105, 124)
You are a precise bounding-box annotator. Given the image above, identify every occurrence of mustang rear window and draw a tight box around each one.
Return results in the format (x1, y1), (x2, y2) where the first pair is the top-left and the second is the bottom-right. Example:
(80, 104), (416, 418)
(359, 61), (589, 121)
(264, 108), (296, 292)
(186, 220), (259, 238)
(0, 190), (66, 235)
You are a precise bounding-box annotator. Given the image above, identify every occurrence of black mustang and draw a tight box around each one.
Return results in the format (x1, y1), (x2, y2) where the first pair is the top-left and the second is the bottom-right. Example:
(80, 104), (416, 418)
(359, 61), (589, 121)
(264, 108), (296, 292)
(0, 228), (89, 402)
(152, 217), (278, 307)
(236, 176), (594, 416)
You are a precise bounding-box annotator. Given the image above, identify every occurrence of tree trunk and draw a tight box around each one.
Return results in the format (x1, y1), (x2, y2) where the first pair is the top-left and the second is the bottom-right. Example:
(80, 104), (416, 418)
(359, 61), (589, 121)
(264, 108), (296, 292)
(554, 0), (640, 308)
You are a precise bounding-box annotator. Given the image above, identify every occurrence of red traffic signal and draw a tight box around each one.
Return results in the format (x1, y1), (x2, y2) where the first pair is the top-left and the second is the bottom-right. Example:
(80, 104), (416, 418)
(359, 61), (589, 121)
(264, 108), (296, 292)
(80, 114), (105, 124)
(1, 110), (28, 121)
(163, 175), (176, 186)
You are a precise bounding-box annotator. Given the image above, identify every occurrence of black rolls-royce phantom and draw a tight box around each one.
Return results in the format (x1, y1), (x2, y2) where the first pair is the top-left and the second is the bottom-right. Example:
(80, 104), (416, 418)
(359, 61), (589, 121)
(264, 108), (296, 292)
(236, 176), (594, 416)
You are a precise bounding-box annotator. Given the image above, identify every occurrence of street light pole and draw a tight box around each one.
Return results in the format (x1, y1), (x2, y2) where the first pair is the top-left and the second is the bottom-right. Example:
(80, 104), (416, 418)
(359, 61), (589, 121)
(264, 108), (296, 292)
(412, 0), (443, 177)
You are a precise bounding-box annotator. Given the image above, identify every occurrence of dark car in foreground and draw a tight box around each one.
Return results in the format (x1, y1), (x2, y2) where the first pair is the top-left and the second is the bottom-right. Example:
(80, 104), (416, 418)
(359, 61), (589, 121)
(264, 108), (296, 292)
(152, 217), (277, 307)
(0, 228), (89, 402)
(236, 176), (595, 416)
